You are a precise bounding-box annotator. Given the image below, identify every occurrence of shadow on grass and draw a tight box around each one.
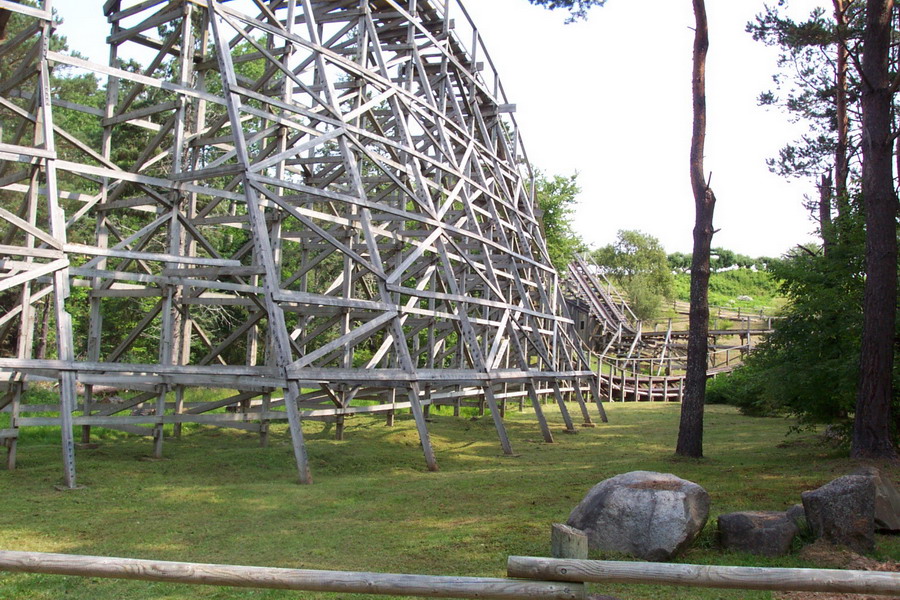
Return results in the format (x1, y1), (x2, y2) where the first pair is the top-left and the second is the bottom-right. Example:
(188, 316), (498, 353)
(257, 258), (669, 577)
(1, 404), (897, 600)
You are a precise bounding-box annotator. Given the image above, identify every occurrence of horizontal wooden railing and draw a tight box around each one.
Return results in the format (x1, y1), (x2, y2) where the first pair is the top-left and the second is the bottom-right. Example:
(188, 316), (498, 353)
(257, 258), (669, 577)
(0, 550), (583, 600)
(507, 556), (900, 596)
(3, 550), (899, 598)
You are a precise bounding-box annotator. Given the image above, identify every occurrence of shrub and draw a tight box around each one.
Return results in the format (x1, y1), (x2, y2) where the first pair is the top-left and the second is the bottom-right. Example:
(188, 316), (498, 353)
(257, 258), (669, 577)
(705, 364), (779, 417)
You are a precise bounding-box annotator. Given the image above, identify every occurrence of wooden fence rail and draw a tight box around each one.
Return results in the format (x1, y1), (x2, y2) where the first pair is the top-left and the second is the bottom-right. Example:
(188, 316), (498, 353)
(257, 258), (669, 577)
(0, 550), (584, 600)
(5, 550), (899, 598)
(507, 556), (900, 596)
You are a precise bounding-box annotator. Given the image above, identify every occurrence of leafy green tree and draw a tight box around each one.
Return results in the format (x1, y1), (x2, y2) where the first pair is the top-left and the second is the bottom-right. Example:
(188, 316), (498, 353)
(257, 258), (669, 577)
(751, 1), (898, 457)
(748, 1), (863, 241)
(532, 171), (586, 271)
(710, 205), (899, 443)
(526, 0), (605, 20)
(592, 230), (674, 320)
(667, 252), (691, 273)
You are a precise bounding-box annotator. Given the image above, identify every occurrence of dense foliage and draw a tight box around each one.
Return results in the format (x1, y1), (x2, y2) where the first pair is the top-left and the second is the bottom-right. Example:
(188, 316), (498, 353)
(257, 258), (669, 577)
(669, 249), (777, 275)
(707, 206), (900, 440)
(525, 0), (605, 21)
(532, 172), (586, 271)
(592, 230), (673, 320)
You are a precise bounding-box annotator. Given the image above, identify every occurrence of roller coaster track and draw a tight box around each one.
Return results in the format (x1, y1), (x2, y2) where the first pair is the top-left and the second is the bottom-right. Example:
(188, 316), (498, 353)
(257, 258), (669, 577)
(0, 0), (603, 487)
(566, 255), (637, 338)
(564, 256), (775, 401)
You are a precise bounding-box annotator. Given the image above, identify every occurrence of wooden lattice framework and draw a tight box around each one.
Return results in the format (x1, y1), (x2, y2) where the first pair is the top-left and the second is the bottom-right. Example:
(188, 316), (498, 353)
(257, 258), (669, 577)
(0, 0), (603, 488)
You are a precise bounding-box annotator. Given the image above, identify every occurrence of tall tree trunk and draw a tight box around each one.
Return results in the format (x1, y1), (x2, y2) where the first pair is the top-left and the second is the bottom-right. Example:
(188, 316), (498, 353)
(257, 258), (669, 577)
(851, 0), (898, 459)
(818, 173), (833, 255)
(0, 10), (11, 42)
(676, 0), (715, 459)
(833, 0), (850, 218)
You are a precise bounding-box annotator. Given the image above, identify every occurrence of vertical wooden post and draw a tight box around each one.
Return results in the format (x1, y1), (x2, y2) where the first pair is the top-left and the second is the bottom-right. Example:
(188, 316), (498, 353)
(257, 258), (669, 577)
(386, 388), (396, 427)
(208, 0), (312, 483)
(551, 381), (577, 433)
(32, 12), (79, 487)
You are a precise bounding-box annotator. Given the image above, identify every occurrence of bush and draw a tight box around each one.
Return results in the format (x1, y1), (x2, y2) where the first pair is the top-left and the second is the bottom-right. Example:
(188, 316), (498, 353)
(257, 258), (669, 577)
(705, 364), (780, 417)
(719, 205), (899, 436)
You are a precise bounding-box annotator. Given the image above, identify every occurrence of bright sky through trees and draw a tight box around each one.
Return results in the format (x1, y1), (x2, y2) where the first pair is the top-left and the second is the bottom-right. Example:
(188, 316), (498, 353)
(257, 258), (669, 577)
(54, 0), (827, 257)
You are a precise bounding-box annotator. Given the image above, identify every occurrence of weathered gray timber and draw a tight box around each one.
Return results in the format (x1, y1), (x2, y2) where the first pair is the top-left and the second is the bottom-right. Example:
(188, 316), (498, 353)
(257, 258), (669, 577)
(507, 556), (900, 596)
(550, 524), (588, 560)
(0, 550), (585, 600)
(0, 0), (600, 486)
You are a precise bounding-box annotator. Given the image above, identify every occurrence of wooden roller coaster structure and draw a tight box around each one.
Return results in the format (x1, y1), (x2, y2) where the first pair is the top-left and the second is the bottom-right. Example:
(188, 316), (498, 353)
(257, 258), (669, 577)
(564, 255), (774, 403)
(0, 0), (604, 488)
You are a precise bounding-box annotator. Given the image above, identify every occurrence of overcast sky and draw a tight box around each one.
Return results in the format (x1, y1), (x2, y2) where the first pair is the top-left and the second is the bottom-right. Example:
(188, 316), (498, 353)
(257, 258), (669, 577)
(53, 0), (829, 258)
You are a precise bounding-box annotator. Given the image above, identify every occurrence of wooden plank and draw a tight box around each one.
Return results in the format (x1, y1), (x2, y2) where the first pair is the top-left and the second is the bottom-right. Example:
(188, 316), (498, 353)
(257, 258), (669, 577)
(0, 2), (51, 22)
(0, 259), (69, 294)
(65, 243), (241, 267)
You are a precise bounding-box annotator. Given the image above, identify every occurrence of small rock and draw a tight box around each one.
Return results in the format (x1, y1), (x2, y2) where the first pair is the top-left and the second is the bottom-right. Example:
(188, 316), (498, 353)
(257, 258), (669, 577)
(718, 511), (798, 557)
(567, 471), (709, 561)
(852, 466), (900, 532)
(736, 295), (753, 301)
(802, 474), (875, 553)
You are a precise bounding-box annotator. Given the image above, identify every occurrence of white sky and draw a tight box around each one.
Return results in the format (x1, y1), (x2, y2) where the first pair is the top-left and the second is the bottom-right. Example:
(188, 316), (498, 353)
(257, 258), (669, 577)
(53, 0), (830, 258)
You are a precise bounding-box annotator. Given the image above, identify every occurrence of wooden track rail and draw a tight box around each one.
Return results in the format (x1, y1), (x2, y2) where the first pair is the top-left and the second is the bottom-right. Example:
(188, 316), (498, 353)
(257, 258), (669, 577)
(0, 0), (601, 487)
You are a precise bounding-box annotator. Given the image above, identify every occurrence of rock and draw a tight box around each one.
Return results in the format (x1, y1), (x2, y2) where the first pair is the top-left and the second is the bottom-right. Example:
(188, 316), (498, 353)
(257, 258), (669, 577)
(551, 523), (588, 559)
(736, 295), (753, 301)
(786, 503), (807, 529)
(852, 466), (900, 532)
(567, 471), (710, 561)
(801, 474), (875, 553)
(717, 511), (799, 557)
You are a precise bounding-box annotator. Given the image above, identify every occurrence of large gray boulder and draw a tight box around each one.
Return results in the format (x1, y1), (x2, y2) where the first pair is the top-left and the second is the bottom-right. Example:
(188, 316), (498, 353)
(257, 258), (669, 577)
(718, 511), (799, 557)
(801, 474), (875, 553)
(853, 466), (900, 532)
(567, 471), (710, 561)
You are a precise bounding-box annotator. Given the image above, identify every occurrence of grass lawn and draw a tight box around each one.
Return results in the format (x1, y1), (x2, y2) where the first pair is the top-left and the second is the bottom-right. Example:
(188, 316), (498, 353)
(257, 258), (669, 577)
(1, 403), (897, 599)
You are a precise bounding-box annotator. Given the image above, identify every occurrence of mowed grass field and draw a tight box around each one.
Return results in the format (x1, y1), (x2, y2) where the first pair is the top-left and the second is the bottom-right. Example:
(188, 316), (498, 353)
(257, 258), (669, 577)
(1, 402), (898, 599)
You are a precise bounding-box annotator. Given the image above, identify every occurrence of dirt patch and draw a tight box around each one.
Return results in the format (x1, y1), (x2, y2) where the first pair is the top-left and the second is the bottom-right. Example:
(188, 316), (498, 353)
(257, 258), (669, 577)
(775, 540), (899, 600)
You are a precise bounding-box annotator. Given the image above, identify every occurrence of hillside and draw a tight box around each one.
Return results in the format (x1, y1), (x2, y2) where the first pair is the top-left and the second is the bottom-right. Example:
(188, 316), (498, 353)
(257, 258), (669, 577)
(673, 268), (784, 313)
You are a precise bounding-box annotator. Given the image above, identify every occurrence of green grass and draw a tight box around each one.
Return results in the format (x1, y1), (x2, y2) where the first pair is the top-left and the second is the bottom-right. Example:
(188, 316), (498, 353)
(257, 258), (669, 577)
(0, 403), (897, 599)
